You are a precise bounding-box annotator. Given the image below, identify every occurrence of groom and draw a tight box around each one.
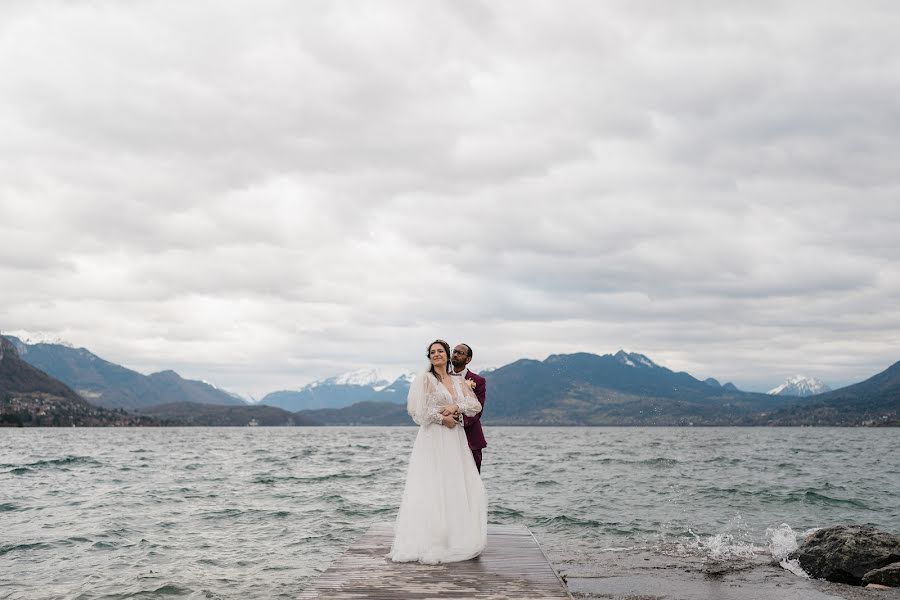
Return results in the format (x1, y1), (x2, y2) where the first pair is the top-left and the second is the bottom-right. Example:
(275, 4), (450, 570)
(447, 343), (487, 473)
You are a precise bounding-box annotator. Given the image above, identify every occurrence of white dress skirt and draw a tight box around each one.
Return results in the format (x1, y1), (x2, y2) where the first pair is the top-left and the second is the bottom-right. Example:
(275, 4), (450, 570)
(387, 372), (487, 564)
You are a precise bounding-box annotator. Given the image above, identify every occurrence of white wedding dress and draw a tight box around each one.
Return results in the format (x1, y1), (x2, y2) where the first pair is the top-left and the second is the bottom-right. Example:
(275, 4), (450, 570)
(387, 371), (487, 564)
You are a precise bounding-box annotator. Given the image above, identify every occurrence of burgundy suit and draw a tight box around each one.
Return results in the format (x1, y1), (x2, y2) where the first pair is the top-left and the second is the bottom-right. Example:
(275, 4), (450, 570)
(462, 370), (487, 472)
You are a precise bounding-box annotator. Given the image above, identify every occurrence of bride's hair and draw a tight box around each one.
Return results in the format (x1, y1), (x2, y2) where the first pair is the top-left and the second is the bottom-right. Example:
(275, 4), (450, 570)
(426, 339), (452, 379)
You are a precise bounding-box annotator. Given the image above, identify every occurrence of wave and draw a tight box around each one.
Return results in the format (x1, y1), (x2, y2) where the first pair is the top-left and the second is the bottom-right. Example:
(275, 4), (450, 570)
(199, 507), (341, 522)
(0, 541), (52, 556)
(692, 486), (866, 508)
(639, 457), (680, 466)
(61, 536), (91, 544)
(488, 505), (525, 520)
(131, 583), (193, 596)
(317, 493), (344, 503)
(288, 532), (342, 547)
(592, 457), (680, 467)
(33, 456), (99, 468)
(697, 486), (762, 500)
(289, 448), (317, 459)
(0, 536), (126, 557)
(537, 514), (603, 529)
(252, 471), (382, 485)
(336, 505), (395, 518)
(2, 456), (100, 473)
(791, 447), (847, 454)
(200, 508), (243, 520)
(787, 490), (869, 508)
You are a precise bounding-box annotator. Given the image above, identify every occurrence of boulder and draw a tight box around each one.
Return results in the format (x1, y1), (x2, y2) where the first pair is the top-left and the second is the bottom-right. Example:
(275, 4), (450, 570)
(788, 525), (900, 585)
(863, 562), (900, 587)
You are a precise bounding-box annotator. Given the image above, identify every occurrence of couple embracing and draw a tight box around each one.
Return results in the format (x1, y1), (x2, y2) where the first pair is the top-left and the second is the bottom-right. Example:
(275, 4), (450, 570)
(387, 340), (488, 564)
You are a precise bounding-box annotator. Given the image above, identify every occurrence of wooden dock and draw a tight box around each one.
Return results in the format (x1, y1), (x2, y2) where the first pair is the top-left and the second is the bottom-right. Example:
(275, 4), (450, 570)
(298, 523), (573, 599)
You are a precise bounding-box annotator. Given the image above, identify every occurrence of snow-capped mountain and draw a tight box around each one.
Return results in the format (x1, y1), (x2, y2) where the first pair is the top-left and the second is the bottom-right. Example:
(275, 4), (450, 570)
(5, 330), (73, 348)
(614, 350), (658, 368)
(307, 368), (389, 390)
(376, 371), (417, 395)
(768, 375), (831, 397)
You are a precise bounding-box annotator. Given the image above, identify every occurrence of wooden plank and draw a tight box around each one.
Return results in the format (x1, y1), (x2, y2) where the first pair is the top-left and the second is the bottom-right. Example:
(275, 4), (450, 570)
(298, 523), (573, 599)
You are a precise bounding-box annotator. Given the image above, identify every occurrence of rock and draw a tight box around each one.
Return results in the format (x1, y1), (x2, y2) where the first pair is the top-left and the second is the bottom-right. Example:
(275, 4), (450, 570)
(788, 525), (900, 585)
(863, 562), (900, 587)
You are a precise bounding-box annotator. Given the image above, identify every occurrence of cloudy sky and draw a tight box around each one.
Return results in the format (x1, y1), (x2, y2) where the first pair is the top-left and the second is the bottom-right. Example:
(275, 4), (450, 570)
(1, 1), (898, 398)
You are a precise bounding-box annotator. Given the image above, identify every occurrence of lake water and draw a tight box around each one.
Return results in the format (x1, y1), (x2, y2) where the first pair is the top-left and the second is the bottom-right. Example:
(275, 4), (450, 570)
(1, 427), (898, 599)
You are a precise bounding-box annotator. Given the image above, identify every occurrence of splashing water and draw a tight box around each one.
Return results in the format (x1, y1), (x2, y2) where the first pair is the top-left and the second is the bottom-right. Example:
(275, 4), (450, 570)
(687, 529), (761, 561)
(677, 514), (761, 561)
(766, 523), (810, 578)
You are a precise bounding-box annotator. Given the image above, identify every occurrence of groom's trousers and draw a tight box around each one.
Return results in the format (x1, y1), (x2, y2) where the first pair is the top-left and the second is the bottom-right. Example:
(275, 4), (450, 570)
(471, 448), (482, 473)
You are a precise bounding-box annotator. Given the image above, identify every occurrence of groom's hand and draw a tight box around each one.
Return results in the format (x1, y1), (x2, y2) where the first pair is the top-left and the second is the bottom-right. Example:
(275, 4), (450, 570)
(441, 415), (458, 428)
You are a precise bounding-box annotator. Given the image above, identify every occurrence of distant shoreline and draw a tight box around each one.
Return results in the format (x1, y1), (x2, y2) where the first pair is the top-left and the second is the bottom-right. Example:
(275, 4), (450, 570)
(3, 422), (897, 428)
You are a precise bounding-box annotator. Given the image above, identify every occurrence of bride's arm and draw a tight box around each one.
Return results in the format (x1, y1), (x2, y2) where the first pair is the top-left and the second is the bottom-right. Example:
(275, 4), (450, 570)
(407, 373), (445, 425)
(453, 378), (482, 417)
(422, 375), (446, 425)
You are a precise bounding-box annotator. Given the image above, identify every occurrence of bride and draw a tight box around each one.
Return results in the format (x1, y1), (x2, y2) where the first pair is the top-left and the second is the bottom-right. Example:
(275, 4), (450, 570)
(387, 339), (487, 564)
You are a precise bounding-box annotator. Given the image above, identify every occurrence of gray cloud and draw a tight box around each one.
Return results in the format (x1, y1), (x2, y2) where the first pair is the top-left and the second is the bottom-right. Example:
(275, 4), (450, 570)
(2, 0), (899, 396)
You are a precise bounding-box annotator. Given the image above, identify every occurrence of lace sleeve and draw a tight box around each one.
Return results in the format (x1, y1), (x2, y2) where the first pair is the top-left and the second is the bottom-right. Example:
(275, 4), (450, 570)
(406, 372), (427, 425)
(453, 378), (482, 417)
(420, 374), (445, 426)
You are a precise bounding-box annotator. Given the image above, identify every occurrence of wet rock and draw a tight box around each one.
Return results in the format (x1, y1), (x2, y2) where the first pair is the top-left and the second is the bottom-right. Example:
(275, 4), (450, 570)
(788, 525), (900, 585)
(863, 562), (900, 587)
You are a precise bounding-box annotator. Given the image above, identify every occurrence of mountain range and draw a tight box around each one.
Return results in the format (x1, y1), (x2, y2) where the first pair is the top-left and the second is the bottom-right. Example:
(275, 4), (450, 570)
(323, 350), (778, 426)
(2, 334), (897, 426)
(0, 336), (154, 426)
(293, 351), (899, 426)
(4, 336), (246, 410)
